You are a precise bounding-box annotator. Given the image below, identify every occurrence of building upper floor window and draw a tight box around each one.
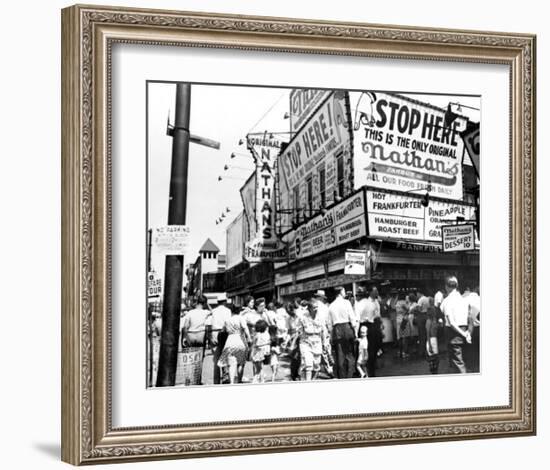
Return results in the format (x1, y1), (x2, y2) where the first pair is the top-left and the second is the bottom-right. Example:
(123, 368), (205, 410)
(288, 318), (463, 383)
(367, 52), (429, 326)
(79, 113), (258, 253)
(318, 166), (326, 208)
(293, 185), (300, 222)
(306, 175), (313, 215)
(336, 151), (344, 198)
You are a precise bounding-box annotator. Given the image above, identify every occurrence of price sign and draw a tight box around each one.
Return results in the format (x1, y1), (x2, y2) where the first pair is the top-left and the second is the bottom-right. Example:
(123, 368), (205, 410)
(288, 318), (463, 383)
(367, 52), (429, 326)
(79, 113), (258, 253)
(441, 224), (476, 252)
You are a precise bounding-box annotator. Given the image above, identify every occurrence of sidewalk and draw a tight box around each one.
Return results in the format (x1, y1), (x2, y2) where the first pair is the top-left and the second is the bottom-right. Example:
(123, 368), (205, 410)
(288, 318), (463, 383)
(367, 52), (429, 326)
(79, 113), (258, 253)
(200, 349), (294, 385)
(196, 344), (456, 386)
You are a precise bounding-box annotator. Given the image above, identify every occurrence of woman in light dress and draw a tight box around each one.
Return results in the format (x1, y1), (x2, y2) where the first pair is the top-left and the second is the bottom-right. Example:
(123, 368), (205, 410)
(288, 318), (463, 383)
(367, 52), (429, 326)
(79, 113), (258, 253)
(395, 292), (410, 359)
(217, 305), (251, 384)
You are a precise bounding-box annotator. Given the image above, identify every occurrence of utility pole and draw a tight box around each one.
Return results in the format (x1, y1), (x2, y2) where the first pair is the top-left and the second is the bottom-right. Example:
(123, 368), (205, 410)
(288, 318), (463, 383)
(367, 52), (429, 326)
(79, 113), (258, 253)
(147, 228), (152, 272)
(155, 83), (220, 387)
(156, 83), (191, 387)
(147, 228), (153, 387)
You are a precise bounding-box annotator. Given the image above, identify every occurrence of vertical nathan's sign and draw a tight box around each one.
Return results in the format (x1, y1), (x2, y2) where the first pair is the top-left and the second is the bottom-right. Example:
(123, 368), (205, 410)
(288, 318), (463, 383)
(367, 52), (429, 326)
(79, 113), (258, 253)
(244, 133), (288, 262)
(351, 91), (468, 201)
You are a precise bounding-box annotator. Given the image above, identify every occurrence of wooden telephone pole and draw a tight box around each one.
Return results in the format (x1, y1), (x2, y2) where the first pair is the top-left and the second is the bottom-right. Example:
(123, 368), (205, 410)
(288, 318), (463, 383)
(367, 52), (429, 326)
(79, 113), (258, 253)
(156, 83), (220, 387)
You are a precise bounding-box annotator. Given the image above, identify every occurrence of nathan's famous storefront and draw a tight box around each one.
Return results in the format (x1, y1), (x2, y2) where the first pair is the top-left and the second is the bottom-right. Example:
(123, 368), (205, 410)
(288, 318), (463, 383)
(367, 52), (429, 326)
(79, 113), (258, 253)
(275, 242), (478, 302)
(364, 187), (479, 294)
(276, 189), (368, 301)
(275, 187), (479, 301)
(367, 241), (479, 294)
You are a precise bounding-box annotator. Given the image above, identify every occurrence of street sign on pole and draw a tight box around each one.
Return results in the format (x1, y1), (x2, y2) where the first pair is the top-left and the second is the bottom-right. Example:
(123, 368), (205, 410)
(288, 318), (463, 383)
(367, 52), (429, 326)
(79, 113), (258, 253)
(190, 134), (221, 149)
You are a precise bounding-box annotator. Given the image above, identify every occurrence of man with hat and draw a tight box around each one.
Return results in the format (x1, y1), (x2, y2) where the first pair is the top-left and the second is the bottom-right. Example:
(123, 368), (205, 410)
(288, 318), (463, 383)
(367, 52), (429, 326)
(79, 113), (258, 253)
(313, 290), (333, 376)
(313, 290), (330, 328)
(328, 287), (358, 379)
(209, 293), (232, 384)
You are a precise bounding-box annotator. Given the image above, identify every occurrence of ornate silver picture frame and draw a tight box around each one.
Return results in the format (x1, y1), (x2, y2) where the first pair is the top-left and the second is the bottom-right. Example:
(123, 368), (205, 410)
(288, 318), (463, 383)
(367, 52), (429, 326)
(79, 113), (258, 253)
(61, 4), (536, 465)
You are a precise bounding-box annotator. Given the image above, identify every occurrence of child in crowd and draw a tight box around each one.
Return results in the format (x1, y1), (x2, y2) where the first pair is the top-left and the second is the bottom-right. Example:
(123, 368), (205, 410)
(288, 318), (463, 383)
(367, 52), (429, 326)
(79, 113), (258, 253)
(356, 325), (369, 378)
(268, 324), (284, 382)
(251, 319), (270, 383)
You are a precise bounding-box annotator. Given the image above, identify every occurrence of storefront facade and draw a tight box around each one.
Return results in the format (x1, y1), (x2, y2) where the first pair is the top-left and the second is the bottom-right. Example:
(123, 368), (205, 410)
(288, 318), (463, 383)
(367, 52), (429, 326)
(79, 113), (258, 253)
(275, 235), (479, 301)
(274, 89), (479, 303)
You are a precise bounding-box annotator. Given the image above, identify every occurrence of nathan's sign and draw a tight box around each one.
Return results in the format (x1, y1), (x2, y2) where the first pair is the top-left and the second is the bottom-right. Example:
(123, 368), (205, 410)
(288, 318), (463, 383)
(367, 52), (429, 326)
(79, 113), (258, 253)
(289, 88), (331, 133)
(442, 224), (476, 252)
(366, 190), (476, 243)
(279, 92), (349, 190)
(245, 237), (288, 263)
(345, 250), (367, 275)
(292, 191), (366, 260)
(244, 133), (288, 262)
(352, 91), (468, 201)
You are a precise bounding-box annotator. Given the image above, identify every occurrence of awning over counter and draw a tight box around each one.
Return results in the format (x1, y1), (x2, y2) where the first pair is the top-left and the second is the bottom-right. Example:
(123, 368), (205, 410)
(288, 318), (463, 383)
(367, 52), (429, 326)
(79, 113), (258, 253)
(278, 272), (367, 297)
(276, 239), (479, 296)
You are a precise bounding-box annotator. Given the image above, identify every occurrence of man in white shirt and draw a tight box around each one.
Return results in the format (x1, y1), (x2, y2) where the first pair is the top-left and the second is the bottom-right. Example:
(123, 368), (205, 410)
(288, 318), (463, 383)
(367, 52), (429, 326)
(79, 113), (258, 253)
(328, 286), (357, 379)
(181, 295), (210, 348)
(434, 290), (444, 308)
(440, 277), (471, 373)
(313, 290), (330, 328)
(209, 294), (232, 384)
(355, 286), (380, 325)
(356, 286), (382, 376)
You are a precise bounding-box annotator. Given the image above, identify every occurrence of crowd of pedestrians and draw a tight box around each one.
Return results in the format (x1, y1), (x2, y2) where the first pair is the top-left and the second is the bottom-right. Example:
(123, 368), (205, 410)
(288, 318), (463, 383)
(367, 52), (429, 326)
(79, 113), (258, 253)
(149, 275), (480, 386)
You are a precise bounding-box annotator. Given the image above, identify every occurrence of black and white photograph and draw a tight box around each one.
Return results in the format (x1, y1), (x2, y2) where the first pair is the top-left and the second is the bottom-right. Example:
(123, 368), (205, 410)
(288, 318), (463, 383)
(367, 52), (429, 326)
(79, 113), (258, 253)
(147, 82), (481, 388)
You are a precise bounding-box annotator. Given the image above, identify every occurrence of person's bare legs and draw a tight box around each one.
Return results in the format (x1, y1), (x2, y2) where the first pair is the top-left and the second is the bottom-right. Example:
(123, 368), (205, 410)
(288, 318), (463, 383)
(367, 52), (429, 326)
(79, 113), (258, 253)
(271, 354), (279, 382)
(237, 361), (246, 382)
(271, 364), (278, 382)
(236, 364), (244, 383)
(252, 361), (262, 383)
(228, 357), (237, 384)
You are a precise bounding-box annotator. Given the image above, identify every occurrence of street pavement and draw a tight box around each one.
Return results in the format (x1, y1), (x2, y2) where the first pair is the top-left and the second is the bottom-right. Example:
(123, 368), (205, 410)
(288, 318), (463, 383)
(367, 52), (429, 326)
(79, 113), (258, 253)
(195, 345), (455, 386)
